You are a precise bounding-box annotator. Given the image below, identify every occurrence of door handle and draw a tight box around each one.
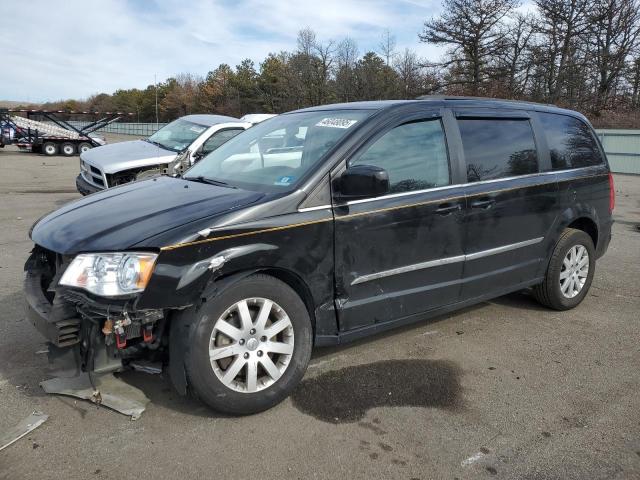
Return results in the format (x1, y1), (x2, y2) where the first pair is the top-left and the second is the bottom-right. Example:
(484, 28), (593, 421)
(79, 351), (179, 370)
(470, 198), (495, 209)
(435, 203), (461, 215)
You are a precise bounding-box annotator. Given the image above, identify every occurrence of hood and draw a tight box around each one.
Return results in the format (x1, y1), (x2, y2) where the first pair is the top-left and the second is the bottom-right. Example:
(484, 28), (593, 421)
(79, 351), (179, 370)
(31, 176), (264, 254)
(80, 139), (177, 174)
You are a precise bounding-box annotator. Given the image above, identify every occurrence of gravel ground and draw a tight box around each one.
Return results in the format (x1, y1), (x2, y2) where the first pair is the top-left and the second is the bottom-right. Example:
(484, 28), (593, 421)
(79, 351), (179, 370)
(0, 138), (639, 479)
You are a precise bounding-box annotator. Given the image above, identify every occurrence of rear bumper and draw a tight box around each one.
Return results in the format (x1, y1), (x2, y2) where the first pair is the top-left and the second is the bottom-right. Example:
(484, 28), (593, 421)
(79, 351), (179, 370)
(75, 173), (103, 196)
(596, 218), (613, 259)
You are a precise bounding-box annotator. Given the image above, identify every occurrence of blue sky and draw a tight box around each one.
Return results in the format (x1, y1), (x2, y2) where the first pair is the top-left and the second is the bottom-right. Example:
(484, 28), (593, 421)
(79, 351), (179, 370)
(2, 0), (534, 102)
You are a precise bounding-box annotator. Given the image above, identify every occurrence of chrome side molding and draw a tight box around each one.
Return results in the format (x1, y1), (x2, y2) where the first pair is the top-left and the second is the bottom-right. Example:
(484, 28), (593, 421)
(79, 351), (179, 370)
(351, 237), (544, 286)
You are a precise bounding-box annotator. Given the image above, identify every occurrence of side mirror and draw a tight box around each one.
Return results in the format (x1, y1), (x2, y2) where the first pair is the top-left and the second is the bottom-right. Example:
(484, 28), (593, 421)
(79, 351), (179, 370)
(337, 164), (390, 199)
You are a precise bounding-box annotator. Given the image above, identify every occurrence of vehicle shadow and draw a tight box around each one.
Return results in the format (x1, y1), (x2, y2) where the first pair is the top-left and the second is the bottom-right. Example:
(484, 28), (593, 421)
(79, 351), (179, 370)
(311, 289), (546, 362)
(489, 289), (551, 312)
(117, 370), (228, 419)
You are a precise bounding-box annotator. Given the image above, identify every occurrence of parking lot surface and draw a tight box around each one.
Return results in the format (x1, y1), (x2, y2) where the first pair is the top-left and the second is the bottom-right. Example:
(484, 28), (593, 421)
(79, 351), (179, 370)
(1, 139), (639, 479)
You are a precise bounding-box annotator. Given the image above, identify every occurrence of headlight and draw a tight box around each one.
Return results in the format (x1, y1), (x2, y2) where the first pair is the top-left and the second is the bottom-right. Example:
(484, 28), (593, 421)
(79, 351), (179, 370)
(60, 252), (158, 297)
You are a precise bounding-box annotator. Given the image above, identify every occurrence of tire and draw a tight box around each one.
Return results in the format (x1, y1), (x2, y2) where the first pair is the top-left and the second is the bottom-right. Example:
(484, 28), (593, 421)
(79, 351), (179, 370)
(78, 142), (92, 154)
(42, 142), (58, 156)
(60, 142), (76, 156)
(533, 228), (596, 310)
(185, 274), (312, 415)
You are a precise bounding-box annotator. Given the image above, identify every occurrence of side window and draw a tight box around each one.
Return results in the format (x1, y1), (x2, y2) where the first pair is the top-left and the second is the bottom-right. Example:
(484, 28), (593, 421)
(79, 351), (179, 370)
(538, 113), (603, 170)
(458, 118), (539, 182)
(201, 129), (243, 155)
(350, 119), (450, 193)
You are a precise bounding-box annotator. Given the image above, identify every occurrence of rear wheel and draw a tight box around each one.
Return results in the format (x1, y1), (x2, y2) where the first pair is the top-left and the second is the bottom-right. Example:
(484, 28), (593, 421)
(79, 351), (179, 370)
(533, 228), (595, 310)
(42, 142), (57, 156)
(60, 142), (76, 156)
(185, 274), (312, 415)
(78, 142), (92, 154)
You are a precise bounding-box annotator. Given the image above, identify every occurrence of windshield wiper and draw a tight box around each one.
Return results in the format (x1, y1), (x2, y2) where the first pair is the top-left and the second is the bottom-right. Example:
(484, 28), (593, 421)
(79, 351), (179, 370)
(183, 176), (237, 189)
(144, 138), (165, 148)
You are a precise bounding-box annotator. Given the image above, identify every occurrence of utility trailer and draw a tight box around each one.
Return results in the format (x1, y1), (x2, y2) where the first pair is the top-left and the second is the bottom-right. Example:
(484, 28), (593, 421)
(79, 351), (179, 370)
(0, 109), (132, 156)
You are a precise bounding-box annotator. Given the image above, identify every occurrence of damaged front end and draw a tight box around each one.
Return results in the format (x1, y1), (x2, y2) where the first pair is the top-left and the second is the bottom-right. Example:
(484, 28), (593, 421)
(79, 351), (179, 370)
(24, 246), (168, 417)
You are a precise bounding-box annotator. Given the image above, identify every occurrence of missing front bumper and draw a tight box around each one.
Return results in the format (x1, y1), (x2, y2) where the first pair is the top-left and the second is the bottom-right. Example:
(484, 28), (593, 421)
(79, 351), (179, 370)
(24, 266), (81, 347)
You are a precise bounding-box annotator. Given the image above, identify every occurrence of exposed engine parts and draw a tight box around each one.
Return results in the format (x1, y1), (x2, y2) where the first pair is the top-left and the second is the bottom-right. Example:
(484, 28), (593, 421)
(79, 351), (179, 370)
(26, 246), (167, 376)
(60, 288), (165, 350)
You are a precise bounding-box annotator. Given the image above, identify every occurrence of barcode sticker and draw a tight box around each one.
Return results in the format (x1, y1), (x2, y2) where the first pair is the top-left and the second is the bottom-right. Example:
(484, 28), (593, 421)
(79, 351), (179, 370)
(315, 118), (358, 129)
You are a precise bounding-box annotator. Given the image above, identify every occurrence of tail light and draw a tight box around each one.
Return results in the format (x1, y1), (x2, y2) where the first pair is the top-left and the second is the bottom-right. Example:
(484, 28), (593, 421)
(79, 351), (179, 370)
(608, 172), (615, 212)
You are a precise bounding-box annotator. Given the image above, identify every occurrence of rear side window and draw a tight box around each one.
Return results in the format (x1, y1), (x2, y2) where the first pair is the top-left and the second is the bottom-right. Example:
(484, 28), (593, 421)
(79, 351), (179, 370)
(538, 113), (603, 170)
(458, 119), (538, 182)
(351, 119), (449, 193)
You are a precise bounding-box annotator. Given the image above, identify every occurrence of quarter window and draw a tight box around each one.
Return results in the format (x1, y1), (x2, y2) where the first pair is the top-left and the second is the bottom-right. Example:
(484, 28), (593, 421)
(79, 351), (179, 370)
(351, 119), (450, 193)
(538, 113), (603, 170)
(458, 118), (539, 182)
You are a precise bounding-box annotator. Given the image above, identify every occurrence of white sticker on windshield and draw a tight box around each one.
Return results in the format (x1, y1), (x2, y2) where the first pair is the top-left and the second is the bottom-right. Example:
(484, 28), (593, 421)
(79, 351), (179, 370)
(190, 126), (206, 133)
(315, 118), (358, 129)
(274, 175), (295, 186)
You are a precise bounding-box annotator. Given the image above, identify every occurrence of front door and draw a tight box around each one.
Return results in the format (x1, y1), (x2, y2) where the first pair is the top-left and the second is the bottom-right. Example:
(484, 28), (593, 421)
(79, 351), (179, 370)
(333, 113), (467, 332)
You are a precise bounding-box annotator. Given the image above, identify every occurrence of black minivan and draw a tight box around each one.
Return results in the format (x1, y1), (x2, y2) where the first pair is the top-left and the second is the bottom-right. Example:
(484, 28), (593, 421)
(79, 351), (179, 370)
(25, 97), (614, 415)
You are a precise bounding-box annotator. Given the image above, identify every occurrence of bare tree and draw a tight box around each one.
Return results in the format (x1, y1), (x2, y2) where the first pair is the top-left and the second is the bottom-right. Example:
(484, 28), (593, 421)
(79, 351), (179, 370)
(337, 38), (359, 67)
(500, 13), (538, 96)
(419, 0), (518, 94)
(297, 27), (316, 57)
(313, 38), (336, 104)
(335, 37), (360, 102)
(588, 0), (640, 113)
(534, 0), (595, 103)
(631, 57), (640, 107)
(394, 48), (430, 97)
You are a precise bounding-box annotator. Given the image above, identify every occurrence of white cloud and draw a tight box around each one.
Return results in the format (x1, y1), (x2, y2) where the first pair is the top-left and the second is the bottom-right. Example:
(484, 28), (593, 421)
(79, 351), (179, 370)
(1, 0), (444, 102)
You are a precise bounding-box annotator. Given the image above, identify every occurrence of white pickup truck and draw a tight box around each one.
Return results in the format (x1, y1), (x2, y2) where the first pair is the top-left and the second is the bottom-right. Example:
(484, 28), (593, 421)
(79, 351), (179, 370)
(76, 114), (275, 195)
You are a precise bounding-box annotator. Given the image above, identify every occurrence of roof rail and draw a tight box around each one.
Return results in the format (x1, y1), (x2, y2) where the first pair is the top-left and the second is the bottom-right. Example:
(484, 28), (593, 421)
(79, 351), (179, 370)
(415, 95), (556, 108)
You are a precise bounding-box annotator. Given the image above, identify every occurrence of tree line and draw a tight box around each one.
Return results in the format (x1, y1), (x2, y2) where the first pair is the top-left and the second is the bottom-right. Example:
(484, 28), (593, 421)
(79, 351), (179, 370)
(37, 0), (640, 128)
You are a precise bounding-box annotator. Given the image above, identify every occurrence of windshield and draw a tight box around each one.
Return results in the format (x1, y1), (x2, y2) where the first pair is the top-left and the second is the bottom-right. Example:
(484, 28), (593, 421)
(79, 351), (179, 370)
(185, 110), (371, 192)
(147, 119), (208, 152)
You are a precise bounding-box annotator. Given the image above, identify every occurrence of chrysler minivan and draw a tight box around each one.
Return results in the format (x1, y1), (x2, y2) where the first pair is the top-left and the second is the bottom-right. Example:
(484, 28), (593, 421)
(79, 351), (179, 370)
(25, 97), (613, 415)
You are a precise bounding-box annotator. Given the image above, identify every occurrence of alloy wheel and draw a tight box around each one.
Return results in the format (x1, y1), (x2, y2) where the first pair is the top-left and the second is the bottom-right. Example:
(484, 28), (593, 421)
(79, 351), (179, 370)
(209, 297), (294, 393)
(559, 244), (589, 299)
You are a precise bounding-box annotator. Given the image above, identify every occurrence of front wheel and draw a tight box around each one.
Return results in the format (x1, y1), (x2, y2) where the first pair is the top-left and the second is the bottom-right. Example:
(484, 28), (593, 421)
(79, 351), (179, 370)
(185, 274), (312, 415)
(533, 228), (595, 310)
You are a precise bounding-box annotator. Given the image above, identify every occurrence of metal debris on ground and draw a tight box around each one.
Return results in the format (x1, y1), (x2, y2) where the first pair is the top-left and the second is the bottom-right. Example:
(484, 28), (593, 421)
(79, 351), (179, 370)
(0, 411), (48, 452)
(40, 373), (149, 420)
(130, 360), (162, 375)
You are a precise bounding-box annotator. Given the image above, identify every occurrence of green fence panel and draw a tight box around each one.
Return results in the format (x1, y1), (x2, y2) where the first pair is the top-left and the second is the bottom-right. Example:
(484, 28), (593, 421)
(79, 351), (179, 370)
(596, 129), (640, 175)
